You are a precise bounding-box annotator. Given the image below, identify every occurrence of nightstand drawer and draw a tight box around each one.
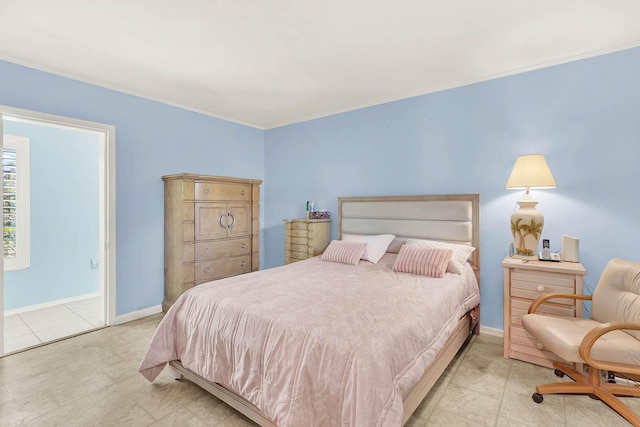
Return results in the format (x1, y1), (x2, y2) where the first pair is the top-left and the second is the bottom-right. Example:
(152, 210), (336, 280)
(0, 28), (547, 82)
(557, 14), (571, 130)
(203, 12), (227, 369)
(510, 342), (565, 366)
(511, 326), (544, 348)
(511, 285), (576, 306)
(512, 270), (575, 288)
(289, 222), (309, 230)
(289, 243), (308, 253)
(511, 324), (567, 364)
(289, 251), (309, 260)
(511, 299), (575, 318)
(290, 236), (307, 245)
(289, 229), (308, 238)
(511, 271), (576, 305)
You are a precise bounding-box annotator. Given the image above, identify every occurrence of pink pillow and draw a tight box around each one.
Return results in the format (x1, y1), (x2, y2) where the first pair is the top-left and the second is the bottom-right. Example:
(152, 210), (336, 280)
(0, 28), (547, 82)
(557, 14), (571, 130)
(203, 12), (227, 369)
(392, 245), (453, 278)
(405, 238), (475, 274)
(321, 240), (367, 265)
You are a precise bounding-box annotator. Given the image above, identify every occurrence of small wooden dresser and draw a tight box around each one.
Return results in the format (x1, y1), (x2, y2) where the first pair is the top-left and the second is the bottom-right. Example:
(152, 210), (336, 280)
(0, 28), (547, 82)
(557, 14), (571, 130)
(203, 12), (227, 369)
(163, 174), (262, 311)
(283, 218), (331, 264)
(502, 257), (587, 368)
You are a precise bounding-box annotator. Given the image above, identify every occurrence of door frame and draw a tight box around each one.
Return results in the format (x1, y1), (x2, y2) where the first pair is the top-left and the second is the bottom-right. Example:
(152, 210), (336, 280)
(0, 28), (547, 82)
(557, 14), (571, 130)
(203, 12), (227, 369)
(0, 105), (116, 356)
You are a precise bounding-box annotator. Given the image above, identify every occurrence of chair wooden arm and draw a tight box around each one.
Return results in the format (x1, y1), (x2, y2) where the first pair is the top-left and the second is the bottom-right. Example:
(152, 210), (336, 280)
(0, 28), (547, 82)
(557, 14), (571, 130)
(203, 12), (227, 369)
(528, 293), (592, 314)
(579, 321), (640, 376)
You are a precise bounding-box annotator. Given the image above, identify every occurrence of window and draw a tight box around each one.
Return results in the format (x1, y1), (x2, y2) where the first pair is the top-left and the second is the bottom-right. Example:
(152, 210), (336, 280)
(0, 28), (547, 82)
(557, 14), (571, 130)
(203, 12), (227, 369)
(3, 135), (30, 271)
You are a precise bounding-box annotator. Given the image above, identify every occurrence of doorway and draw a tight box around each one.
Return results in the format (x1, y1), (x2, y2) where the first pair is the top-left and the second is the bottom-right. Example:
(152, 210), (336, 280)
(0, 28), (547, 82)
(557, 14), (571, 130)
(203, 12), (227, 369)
(0, 106), (116, 356)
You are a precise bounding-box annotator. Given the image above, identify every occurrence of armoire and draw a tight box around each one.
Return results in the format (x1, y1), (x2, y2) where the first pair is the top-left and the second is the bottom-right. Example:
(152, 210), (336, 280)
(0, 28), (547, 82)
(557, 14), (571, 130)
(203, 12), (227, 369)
(162, 173), (262, 311)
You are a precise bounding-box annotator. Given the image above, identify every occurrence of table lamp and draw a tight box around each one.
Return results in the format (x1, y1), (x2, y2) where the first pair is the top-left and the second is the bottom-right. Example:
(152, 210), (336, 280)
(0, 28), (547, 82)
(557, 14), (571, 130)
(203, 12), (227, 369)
(506, 154), (556, 259)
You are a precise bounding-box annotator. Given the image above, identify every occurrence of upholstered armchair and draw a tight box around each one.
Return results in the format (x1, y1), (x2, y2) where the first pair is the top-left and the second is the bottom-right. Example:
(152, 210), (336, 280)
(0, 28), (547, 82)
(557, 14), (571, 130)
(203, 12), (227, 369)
(522, 258), (640, 426)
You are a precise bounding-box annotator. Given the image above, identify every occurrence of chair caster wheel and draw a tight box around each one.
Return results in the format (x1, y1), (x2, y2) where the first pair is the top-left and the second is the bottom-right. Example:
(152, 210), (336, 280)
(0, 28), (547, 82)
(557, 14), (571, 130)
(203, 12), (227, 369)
(532, 393), (544, 403)
(589, 393), (600, 400)
(554, 368), (565, 378)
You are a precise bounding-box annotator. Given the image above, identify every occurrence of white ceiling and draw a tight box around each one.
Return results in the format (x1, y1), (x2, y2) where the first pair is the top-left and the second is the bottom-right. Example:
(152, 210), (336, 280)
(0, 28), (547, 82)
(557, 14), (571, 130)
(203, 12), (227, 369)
(1, 1), (639, 129)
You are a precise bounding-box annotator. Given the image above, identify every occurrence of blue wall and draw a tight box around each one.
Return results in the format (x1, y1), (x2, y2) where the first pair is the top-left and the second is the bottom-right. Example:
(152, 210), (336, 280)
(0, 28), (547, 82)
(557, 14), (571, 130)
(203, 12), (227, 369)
(3, 121), (100, 309)
(0, 60), (265, 315)
(2, 47), (638, 328)
(264, 47), (640, 330)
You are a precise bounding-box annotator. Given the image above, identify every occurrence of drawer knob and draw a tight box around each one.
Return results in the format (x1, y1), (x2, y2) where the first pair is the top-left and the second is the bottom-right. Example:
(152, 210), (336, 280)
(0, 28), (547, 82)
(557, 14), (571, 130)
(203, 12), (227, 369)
(537, 285), (545, 292)
(204, 267), (211, 273)
(241, 243), (246, 249)
(240, 260), (246, 267)
(203, 188), (209, 194)
(536, 342), (544, 350)
(203, 247), (210, 254)
(241, 190), (246, 196)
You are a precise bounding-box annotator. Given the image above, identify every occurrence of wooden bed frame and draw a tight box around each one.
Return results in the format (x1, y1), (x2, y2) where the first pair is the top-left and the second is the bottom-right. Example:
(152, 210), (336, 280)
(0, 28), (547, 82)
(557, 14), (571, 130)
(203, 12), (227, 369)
(168, 193), (480, 426)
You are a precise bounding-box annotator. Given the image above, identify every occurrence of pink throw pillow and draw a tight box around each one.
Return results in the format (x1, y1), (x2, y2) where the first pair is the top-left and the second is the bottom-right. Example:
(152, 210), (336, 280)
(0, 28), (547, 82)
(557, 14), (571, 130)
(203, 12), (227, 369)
(321, 240), (367, 265)
(392, 245), (453, 278)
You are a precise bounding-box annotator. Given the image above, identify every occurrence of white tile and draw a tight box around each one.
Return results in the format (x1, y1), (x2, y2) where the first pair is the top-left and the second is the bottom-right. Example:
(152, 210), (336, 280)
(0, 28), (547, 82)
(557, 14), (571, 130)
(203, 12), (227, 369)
(65, 297), (100, 314)
(4, 322), (34, 340)
(22, 311), (85, 332)
(75, 309), (103, 322)
(85, 317), (106, 328)
(18, 305), (72, 323)
(3, 314), (26, 328)
(35, 320), (95, 343)
(4, 333), (41, 353)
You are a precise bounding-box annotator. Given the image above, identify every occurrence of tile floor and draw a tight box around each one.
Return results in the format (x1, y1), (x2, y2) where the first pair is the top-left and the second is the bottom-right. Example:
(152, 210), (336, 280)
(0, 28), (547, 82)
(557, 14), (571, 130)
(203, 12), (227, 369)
(3, 297), (103, 354)
(0, 314), (637, 426)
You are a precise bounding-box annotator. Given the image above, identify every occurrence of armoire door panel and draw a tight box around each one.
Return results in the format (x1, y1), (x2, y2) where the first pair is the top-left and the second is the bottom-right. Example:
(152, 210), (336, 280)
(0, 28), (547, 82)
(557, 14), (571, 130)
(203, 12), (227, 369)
(227, 203), (251, 238)
(195, 203), (227, 240)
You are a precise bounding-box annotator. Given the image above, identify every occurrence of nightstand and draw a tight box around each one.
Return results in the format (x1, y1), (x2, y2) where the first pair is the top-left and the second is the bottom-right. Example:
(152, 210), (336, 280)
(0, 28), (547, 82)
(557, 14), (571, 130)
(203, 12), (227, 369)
(283, 218), (331, 264)
(502, 257), (587, 368)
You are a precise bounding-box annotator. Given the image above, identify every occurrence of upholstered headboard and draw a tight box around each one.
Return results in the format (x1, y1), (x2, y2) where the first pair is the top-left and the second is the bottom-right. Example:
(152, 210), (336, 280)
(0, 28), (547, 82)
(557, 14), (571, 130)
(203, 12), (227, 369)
(338, 194), (480, 272)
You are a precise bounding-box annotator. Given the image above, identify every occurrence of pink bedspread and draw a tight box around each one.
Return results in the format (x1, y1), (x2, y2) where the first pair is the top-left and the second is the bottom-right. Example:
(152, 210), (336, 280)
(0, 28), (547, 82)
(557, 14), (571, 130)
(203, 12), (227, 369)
(139, 254), (479, 426)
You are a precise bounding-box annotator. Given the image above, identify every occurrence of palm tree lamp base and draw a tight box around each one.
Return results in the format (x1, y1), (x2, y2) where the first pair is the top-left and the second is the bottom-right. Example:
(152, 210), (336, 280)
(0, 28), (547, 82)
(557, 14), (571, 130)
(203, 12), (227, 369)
(510, 198), (544, 259)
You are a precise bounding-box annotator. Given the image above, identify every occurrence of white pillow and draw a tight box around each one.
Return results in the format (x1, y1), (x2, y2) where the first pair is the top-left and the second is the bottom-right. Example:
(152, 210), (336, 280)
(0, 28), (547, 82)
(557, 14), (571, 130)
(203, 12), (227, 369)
(342, 233), (396, 264)
(405, 238), (475, 274)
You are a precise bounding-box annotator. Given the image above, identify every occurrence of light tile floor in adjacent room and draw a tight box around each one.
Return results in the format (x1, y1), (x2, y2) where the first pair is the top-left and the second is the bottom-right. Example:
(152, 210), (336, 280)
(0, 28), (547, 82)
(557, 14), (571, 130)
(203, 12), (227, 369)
(1, 314), (637, 426)
(3, 296), (103, 354)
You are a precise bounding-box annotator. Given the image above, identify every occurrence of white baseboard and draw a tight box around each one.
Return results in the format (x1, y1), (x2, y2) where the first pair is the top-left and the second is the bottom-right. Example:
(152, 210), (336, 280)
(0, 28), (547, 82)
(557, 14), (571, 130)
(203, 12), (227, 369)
(115, 305), (162, 325)
(4, 292), (100, 317)
(480, 325), (504, 337)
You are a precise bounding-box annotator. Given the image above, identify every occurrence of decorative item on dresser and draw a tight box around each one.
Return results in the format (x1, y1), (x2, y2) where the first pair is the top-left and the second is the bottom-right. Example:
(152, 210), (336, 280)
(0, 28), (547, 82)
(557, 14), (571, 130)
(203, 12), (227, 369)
(162, 173), (262, 312)
(283, 218), (331, 264)
(502, 257), (586, 368)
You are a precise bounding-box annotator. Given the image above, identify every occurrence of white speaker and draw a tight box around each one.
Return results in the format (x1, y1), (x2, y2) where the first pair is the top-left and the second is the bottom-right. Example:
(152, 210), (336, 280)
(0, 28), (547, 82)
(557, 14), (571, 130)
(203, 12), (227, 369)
(561, 235), (580, 263)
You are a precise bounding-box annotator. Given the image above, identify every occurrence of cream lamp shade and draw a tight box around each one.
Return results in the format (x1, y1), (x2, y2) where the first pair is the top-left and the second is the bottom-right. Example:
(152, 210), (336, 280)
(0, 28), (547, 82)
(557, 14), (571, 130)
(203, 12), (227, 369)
(506, 154), (556, 259)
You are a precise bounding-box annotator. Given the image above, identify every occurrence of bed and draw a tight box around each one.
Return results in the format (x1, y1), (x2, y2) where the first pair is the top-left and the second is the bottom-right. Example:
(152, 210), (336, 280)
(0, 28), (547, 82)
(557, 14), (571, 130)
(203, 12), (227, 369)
(139, 194), (480, 426)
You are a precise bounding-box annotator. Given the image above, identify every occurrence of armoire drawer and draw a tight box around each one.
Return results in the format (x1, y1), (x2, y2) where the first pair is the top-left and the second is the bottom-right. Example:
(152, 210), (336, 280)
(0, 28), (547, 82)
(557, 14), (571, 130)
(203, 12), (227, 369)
(195, 255), (251, 282)
(195, 182), (251, 202)
(195, 238), (250, 261)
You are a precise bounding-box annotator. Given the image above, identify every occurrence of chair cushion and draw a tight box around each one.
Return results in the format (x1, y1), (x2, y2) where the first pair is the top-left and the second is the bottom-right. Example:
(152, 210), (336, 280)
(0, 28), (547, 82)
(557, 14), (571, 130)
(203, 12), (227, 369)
(592, 258), (640, 342)
(522, 314), (640, 366)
